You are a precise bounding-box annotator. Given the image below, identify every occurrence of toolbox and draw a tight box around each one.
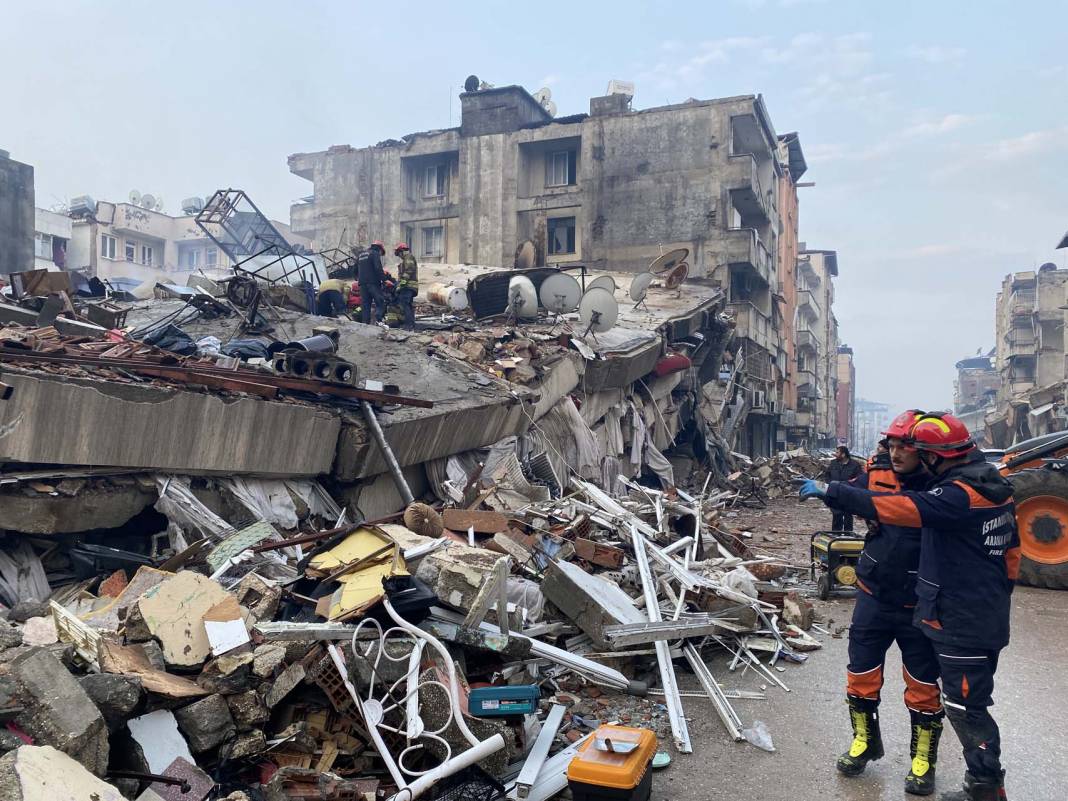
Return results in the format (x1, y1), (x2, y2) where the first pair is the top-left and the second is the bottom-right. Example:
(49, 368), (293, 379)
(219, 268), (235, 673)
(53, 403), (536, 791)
(567, 725), (657, 801)
(468, 685), (540, 717)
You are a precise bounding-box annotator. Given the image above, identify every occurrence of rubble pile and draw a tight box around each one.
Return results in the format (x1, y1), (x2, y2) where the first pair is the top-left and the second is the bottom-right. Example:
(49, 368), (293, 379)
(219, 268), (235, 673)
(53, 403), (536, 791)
(0, 266), (828, 801)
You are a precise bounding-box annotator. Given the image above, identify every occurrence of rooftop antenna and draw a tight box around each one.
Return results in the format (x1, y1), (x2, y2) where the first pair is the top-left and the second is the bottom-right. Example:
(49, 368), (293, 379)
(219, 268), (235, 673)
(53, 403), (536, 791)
(507, 275), (538, 324)
(538, 272), (581, 322)
(629, 272), (655, 310)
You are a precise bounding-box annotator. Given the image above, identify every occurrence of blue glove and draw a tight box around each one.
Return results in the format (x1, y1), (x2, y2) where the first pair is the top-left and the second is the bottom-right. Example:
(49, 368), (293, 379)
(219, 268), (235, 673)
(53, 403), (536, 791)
(799, 480), (829, 501)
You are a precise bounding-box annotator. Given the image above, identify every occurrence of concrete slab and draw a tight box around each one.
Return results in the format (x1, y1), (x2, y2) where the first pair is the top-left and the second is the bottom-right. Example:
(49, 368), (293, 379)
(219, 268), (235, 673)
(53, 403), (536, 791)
(0, 481), (156, 534)
(0, 745), (124, 801)
(137, 571), (231, 668)
(0, 369), (339, 477)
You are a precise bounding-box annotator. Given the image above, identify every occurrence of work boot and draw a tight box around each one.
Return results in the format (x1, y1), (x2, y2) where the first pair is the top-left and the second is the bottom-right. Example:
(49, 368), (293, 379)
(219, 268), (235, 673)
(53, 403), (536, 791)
(836, 697), (884, 776)
(906, 712), (944, 795)
(939, 771), (1007, 800)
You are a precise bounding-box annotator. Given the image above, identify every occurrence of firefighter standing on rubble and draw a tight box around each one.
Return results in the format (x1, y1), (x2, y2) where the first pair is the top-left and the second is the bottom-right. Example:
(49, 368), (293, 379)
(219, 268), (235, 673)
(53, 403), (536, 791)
(827, 411), (945, 795)
(394, 242), (419, 330)
(356, 241), (388, 325)
(801, 412), (1018, 801)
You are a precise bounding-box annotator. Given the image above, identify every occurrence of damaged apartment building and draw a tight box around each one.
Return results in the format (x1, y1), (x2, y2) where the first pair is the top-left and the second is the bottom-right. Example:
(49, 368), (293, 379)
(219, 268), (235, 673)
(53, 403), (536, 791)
(982, 260), (1068, 446)
(288, 80), (847, 456)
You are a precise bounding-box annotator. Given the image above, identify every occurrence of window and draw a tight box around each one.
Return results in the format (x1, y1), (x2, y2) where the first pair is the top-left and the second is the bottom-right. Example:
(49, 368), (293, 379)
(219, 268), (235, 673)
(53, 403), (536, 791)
(179, 247), (200, 268)
(547, 216), (576, 256)
(546, 150), (577, 187)
(141, 245), (154, 266)
(205, 248), (217, 267)
(125, 240), (137, 262)
(423, 164), (447, 198)
(34, 233), (53, 261)
(422, 226), (443, 258)
(101, 234), (117, 260)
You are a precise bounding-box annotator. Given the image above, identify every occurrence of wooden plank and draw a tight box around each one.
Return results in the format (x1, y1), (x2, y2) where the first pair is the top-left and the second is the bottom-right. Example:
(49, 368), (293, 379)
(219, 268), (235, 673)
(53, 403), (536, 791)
(442, 508), (509, 534)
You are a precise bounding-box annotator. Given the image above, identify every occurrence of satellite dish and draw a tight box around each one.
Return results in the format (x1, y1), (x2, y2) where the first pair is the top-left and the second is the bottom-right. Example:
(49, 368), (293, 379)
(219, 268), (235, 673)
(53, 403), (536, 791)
(578, 287), (619, 335)
(508, 275), (538, 320)
(539, 272), (581, 314)
(629, 272), (655, 305)
(663, 262), (689, 289)
(140, 193), (156, 210)
(533, 87), (552, 104)
(128, 190), (142, 206)
(446, 286), (469, 311)
(464, 75), (480, 92)
(545, 100), (557, 117)
(514, 239), (536, 270)
(154, 197), (164, 211)
(587, 275), (617, 294)
(649, 247), (690, 275)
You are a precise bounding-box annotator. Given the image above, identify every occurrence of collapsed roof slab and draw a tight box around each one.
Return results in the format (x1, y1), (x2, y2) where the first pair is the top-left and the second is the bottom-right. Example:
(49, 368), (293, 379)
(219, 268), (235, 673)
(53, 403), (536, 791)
(0, 369), (340, 477)
(119, 302), (536, 482)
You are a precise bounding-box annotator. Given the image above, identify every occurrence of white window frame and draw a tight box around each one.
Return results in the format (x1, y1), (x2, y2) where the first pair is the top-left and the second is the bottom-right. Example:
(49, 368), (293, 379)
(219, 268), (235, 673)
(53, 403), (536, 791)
(423, 164), (447, 198)
(125, 239), (137, 262)
(141, 244), (154, 266)
(205, 248), (217, 267)
(34, 232), (53, 260)
(422, 226), (444, 258)
(547, 216), (576, 256)
(179, 247), (200, 269)
(546, 150), (571, 187)
(101, 234), (117, 260)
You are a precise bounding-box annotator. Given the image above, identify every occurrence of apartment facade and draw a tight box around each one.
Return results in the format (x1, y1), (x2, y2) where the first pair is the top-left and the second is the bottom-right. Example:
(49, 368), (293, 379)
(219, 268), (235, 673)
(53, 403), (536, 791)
(0, 151), (34, 274)
(789, 246), (840, 446)
(775, 133), (805, 447)
(986, 263), (1068, 446)
(836, 345), (856, 446)
(33, 208), (72, 272)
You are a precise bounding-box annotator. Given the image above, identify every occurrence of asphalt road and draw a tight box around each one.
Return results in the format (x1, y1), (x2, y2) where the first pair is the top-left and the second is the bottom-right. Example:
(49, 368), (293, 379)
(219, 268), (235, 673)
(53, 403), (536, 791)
(651, 586), (1068, 800)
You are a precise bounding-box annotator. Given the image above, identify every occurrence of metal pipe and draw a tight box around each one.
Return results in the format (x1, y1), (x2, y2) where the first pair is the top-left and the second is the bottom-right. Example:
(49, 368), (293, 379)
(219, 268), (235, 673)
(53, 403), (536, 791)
(515, 704), (567, 798)
(361, 400), (414, 506)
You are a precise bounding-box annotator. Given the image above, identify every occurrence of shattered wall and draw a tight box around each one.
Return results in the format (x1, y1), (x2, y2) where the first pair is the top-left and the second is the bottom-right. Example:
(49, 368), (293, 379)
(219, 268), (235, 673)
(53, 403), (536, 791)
(0, 152), (34, 275)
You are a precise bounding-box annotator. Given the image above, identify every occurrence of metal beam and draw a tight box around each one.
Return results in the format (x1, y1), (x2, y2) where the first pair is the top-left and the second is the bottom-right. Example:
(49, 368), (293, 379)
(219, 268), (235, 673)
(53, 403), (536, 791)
(514, 704), (567, 799)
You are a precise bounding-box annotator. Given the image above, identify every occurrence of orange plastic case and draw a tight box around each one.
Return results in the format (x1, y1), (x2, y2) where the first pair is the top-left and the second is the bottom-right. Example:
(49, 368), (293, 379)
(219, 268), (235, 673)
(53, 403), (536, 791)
(567, 725), (657, 801)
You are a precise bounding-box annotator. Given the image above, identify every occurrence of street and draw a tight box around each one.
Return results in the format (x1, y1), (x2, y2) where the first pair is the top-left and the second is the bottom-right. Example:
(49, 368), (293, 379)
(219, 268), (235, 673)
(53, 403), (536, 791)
(654, 586), (1068, 800)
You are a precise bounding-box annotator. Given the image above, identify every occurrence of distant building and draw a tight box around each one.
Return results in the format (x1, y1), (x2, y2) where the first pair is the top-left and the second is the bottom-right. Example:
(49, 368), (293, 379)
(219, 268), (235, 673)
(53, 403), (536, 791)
(33, 208), (72, 272)
(793, 246), (840, 447)
(836, 345), (856, 446)
(0, 150), (34, 275)
(854, 398), (892, 457)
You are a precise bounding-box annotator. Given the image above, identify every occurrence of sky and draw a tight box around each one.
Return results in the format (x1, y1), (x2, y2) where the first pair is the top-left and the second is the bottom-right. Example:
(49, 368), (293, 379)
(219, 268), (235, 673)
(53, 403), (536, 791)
(2, 1), (1066, 414)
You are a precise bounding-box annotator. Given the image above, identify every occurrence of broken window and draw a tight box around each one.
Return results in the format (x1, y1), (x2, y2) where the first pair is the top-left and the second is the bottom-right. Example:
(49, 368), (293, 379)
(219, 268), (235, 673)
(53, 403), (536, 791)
(125, 240), (137, 262)
(141, 245), (154, 266)
(423, 226), (443, 258)
(546, 150), (577, 188)
(423, 164), (447, 198)
(548, 216), (576, 255)
(34, 232), (53, 261)
(101, 234), (117, 260)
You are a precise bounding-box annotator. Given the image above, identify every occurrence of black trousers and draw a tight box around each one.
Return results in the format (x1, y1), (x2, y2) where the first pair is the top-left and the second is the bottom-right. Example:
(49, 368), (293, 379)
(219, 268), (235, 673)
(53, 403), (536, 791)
(846, 591), (941, 713)
(832, 510), (854, 532)
(397, 288), (416, 329)
(316, 289), (345, 317)
(936, 643), (1003, 780)
(359, 281), (386, 324)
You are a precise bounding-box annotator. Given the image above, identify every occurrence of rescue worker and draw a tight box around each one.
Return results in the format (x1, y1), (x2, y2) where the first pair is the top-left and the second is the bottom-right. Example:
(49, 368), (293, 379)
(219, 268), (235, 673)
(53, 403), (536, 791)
(315, 275), (353, 317)
(825, 445), (864, 531)
(801, 412), (1018, 801)
(356, 240), (387, 325)
(832, 411), (944, 795)
(394, 242), (419, 330)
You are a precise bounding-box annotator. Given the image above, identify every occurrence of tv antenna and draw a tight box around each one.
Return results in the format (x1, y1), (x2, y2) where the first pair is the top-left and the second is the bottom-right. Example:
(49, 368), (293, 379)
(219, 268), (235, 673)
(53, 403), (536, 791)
(578, 287), (619, 342)
(507, 275), (538, 323)
(629, 272), (655, 310)
(538, 272), (582, 320)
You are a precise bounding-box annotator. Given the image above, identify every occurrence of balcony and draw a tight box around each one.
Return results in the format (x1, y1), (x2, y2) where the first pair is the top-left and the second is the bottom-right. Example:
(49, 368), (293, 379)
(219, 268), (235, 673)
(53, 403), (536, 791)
(729, 301), (774, 351)
(796, 329), (819, 353)
(798, 289), (821, 320)
(726, 154), (771, 225)
(723, 228), (774, 284)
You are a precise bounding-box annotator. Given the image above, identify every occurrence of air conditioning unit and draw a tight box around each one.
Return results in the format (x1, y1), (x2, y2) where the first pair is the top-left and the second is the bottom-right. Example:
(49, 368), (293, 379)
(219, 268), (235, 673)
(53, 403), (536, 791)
(181, 196), (205, 215)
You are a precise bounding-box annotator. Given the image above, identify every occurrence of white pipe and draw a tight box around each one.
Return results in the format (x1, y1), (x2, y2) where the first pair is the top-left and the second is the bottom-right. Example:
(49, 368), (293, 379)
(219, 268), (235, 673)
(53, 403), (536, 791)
(386, 734), (505, 801)
(405, 641), (425, 741)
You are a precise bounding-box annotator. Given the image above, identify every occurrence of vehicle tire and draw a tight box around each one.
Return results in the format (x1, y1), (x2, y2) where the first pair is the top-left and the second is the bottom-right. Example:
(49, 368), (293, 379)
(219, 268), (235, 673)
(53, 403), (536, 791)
(817, 573), (831, 601)
(1008, 467), (1068, 590)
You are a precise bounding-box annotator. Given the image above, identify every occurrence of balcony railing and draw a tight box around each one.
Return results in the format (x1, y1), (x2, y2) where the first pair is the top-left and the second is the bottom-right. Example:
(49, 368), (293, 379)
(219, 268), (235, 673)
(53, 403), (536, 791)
(724, 228), (773, 283)
(798, 289), (821, 320)
(726, 154), (772, 225)
(796, 329), (819, 352)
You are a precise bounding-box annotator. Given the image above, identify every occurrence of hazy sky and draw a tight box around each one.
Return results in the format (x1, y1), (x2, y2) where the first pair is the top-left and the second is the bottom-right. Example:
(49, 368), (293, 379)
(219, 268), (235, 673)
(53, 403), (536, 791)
(2, 1), (1066, 413)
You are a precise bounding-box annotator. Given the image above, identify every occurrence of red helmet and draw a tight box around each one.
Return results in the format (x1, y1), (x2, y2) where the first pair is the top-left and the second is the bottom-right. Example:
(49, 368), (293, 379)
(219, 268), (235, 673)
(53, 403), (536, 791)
(394, 242), (409, 254)
(371, 240), (385, 252)
(882, 409), (925, 441)
(907, 413), (975, 459)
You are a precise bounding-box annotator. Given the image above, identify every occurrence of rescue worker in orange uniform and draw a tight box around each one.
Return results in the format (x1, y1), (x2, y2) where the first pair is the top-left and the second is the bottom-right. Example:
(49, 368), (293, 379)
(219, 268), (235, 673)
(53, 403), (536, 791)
(832, 411), (944, 795)
(802, 412), (1018, 801)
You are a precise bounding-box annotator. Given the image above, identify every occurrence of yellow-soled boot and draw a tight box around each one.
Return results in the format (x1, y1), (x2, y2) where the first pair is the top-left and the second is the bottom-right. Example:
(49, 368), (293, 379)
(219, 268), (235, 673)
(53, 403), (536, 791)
(836, 697), (884, 776)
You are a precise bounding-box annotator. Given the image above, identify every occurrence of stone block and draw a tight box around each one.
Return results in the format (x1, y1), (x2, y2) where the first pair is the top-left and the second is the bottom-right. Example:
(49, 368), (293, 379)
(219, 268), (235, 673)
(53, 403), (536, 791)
(10, 648), (109, 775)
(79, 673), (143, 731)
(0, 745), (124, 801)
(174, 694), (236, 753)
(226, 690), (268, 732)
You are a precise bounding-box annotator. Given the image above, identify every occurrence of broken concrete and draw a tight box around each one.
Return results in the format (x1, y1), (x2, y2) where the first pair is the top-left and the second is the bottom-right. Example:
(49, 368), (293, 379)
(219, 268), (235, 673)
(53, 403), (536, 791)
(174, 694), (236, 753)
(265, 661), (305, 707)
(0, 482), (155, 534)
(136, 571), (231, 668)
(79, 673), (144, 731)
(251, 643), (286, 678)
(0, 745), (124, 801)
(10, 648), (109, 774)
(226, 690), (268, 732)
(225, 730), (267, 759)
